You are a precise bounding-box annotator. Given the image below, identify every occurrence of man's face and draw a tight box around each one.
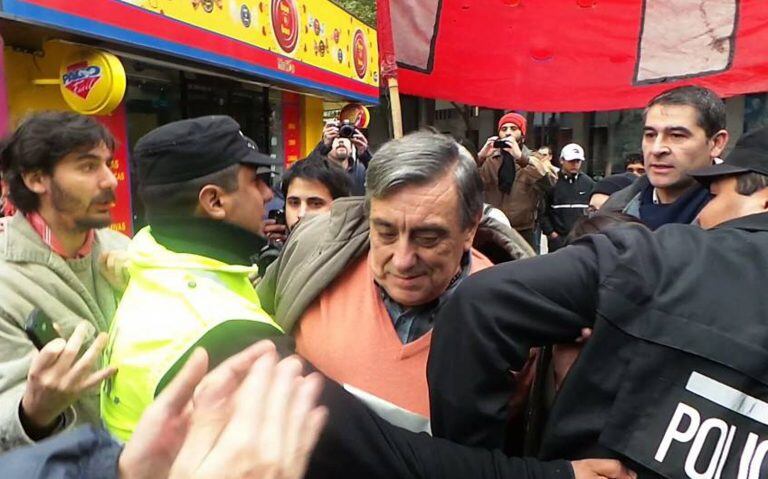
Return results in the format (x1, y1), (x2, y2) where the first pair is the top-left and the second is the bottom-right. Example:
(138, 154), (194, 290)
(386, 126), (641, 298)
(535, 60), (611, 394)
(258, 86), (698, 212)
(42, 142), (117, 232)
(697, 175), (768, 229)
(219, 164), (274, 235)
(562, 159), (583, 175)
(285, 177), (334, 229)
(369, 172), (479, 307)
(329, 137), (352, 162)
(499, 123), (523, 142)
(642, 104), (726, 192)
(625, 162), (646, 176)
(538, 147), (553, 162)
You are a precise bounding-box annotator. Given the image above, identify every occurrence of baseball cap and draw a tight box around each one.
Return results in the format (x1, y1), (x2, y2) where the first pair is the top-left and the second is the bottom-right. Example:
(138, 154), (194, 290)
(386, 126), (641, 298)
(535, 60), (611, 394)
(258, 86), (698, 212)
(133, 115), (279, 186)
(690, 126), (768, 181)
(560, 143), (586, 162)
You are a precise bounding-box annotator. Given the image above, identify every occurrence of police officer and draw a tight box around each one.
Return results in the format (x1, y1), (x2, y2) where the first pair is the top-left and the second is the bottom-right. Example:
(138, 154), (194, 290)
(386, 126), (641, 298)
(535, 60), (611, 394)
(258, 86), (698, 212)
(428, 125), (768, 477)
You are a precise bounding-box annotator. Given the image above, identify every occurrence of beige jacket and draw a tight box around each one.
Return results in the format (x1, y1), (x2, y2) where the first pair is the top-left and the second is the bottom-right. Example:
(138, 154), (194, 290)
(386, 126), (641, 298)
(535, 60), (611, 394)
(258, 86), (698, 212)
(257, 197), (533, 333)
(480, 152), (557, 232)
(0, 213), (129, 451)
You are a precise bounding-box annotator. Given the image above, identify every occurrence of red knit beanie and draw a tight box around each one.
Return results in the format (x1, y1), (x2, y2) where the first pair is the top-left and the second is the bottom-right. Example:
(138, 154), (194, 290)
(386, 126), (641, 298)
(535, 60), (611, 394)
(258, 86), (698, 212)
(498, 112), (527, 137)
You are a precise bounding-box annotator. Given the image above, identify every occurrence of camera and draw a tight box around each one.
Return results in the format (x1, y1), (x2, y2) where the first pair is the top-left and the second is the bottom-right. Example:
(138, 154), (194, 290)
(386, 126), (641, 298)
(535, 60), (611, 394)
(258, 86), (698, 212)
(338, 120), (357, 139)
(493, 139), (512, 149)
(268, 208), (285, 226)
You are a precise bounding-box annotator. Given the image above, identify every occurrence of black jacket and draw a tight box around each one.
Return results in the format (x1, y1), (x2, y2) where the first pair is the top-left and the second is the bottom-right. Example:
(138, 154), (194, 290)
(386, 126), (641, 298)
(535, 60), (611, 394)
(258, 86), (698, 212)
(429, 213), (768, 477)
(541, 172), (595, 236)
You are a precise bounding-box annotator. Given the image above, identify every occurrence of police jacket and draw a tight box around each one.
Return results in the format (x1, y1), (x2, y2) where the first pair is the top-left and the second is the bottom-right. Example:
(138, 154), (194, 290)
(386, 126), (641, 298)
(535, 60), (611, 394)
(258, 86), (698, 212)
(101, 218), (283, 440)
(541, 171), (595, 236)
(429, 213), (768, 478)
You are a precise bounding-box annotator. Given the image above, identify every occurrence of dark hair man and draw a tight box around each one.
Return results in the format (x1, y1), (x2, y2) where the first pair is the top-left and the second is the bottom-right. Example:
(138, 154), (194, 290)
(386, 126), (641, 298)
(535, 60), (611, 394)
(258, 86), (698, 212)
(0, 111), (128, 450)
(476, 113), (556, 247)
(308, 120), (370, 195)
(101, 116), (284, 440)
(258, 132), (531, 430)
(601, 86), (729, 229)
(541, 143), (596, 250)
(281, 157), (350, 230)
(623, 153), (645, 176)
(428, 126), (768, 478)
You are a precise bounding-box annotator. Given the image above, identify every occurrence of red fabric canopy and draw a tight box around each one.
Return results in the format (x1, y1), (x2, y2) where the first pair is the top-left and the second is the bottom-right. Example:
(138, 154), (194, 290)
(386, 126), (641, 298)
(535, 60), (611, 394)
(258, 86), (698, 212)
(377, 0), (768, 111)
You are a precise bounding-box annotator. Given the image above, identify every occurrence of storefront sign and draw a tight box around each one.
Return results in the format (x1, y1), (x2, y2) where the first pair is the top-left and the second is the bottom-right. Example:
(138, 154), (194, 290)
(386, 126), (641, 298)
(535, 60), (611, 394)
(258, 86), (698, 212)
(59, 49), (126, 115)
(1, 0), (379, 104)
(282, 92), (302, 168)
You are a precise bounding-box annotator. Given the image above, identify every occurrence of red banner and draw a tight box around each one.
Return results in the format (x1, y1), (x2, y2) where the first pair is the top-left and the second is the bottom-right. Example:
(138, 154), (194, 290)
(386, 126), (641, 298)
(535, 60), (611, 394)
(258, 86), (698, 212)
(378, 0), (768, 111)
(96, 103), (133, 237)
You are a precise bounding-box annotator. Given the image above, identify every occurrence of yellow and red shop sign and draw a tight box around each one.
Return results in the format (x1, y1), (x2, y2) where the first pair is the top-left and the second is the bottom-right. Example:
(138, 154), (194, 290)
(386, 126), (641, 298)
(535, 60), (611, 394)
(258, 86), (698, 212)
(2, 0), (378, 102)
(59, 49), (126, 116)
(115, 0), (379, 88)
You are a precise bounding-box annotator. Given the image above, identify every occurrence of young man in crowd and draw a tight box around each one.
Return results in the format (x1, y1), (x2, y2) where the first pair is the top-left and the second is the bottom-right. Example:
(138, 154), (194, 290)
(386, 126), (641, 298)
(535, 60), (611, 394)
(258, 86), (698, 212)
(0, 112), (128, 450)
(308, 121), (370, 195)
(428, 126), (768, 478)
(541, 143), (595, 250)
(601, 85), (729, 229)
(623, 153), (645, 176)
(476, 113), (555, 247)
(281, 157), (350, 231)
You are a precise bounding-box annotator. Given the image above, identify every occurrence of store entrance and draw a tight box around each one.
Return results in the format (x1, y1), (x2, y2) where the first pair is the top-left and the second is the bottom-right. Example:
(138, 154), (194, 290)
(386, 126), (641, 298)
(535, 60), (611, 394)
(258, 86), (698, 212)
(123, 60), (273, 231)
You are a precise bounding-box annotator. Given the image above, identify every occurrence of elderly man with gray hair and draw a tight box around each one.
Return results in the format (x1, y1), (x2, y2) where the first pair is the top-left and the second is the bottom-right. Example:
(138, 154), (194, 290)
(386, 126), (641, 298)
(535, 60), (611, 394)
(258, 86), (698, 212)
(258, 131), (531, 429)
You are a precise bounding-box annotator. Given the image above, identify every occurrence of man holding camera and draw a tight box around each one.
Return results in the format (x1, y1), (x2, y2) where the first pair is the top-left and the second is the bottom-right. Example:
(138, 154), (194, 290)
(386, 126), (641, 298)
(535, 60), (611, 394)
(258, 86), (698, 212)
(477, 113), (555, 248)
(308, 120), (370, 195)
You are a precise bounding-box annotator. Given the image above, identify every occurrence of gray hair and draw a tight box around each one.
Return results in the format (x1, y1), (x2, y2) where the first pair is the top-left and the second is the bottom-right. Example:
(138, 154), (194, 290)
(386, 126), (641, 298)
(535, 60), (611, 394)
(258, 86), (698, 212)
(365, 132), (483, 229)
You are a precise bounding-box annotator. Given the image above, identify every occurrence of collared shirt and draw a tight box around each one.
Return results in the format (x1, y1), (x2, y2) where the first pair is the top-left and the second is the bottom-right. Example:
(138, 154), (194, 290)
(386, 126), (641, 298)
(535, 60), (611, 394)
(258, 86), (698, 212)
(25, 212), (94, 259)
(379, 252), (472, 344)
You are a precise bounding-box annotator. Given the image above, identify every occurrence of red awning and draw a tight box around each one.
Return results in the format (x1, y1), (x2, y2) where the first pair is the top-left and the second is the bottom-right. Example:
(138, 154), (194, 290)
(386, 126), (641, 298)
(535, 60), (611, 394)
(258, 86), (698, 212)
(377, 0), (768, 111)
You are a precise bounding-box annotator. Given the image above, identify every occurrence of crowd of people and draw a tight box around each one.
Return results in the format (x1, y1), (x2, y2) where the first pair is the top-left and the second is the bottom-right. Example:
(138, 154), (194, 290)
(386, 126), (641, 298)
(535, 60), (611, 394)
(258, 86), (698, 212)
(0, 83), (767, 479)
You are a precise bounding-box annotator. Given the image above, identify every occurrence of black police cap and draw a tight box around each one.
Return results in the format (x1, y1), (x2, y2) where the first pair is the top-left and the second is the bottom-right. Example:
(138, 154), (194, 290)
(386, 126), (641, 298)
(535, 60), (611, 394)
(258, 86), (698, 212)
(133, 115), (278, 186)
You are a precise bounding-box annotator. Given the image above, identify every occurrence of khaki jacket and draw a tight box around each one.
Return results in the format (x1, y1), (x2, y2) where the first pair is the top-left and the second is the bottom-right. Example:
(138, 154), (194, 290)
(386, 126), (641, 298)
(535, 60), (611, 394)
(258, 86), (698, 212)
(257, 197), (533, 333)
(0, 213), (128, 451)
(480, 151), (556, 232)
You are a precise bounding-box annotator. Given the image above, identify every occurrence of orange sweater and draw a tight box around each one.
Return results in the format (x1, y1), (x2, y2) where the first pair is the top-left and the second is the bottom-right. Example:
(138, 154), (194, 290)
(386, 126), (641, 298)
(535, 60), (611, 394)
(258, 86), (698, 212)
(295, 249), (492, 417)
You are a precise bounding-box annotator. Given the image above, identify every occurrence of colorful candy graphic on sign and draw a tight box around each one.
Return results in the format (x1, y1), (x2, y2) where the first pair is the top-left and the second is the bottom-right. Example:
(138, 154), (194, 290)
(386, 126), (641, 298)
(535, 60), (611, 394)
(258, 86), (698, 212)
(272, 0), (299, 53)
(62, 63), (102, 99)
(353, 29), (367, 79)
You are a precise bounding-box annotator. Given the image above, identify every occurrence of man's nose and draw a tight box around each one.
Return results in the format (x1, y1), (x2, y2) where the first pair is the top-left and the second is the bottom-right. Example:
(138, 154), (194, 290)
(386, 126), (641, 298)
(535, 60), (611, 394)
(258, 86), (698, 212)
(391, 237), (418, 272)
(101, 164), (118, 190)
(298, 203), (307, 219)
(650, 136), (670, 156)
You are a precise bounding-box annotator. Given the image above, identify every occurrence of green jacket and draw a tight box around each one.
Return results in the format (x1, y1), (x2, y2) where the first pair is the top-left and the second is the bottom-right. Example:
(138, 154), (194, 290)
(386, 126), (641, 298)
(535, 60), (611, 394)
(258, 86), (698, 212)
(102, 223), (283, 441)
(257, 197), (534, 333)
(0, 213), (128, 451)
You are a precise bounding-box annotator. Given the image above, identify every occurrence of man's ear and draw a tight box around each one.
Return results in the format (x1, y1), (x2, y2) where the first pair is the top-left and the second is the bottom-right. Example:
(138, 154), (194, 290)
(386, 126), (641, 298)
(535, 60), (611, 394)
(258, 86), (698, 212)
(198, 184), (226, 220)
(21, 170), (48, 195)
(710, 129), (730, 158)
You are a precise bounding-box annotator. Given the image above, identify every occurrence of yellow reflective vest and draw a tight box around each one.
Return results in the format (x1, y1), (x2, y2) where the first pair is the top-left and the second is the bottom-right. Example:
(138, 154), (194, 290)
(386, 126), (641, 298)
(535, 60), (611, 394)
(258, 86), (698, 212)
(101, 227), (283, 441)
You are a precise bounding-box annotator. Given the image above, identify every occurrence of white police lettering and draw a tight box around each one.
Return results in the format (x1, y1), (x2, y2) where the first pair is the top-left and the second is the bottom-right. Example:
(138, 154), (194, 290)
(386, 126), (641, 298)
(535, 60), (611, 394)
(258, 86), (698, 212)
(654, 372), (768, 479)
